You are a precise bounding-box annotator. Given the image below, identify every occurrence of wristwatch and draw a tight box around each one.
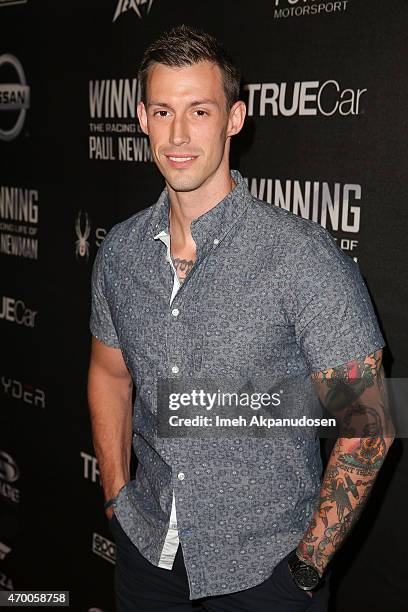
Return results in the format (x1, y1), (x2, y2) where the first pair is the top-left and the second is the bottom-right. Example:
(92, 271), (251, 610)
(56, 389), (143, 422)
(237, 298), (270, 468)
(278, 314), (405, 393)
(104, 495), (117, 511)
(287, 549), (321, 591)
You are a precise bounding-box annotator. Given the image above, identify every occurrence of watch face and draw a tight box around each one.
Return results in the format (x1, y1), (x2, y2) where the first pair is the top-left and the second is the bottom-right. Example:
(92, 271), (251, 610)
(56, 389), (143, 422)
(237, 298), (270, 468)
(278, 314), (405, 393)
(294, 565), (320, 590)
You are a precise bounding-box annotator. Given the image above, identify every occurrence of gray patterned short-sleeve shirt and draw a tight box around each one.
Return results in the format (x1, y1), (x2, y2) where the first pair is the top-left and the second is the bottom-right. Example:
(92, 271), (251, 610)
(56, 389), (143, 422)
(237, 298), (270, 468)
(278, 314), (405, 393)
(89, 169), (385, 600)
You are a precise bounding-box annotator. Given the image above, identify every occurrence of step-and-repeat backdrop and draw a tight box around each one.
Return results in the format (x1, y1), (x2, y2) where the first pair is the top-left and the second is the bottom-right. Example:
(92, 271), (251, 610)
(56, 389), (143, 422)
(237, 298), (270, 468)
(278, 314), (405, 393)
(1, 1), (407, 610)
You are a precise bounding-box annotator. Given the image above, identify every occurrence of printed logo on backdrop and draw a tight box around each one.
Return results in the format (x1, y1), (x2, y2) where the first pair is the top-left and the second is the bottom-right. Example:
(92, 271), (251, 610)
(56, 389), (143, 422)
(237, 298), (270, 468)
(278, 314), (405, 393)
(0, 450), (20, 504)
(92, 533), (116, 564)
(88, 77), (152, 162)
(81, 451), (101, 485)
(0, 186), (39, 259)
(245, 177), (360, 260)
(244, 80), (366, 117)
(75, 210), (91, 259)
(0, 542), (11, 561)
(0, 0), (28, 7)
(0, 54), (30, 141)
(113, 0), (154, 22)
(75, 211), (107, 260)
(274, 0), (348, 19)
(1, 376), (46, 408)
(0, 572), (14, 591)
(0, 295), (37, 327)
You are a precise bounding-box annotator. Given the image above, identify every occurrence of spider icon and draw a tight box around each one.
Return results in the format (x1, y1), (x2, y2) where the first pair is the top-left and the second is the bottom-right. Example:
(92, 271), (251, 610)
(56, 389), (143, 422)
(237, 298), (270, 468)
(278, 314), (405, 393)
(75, 210), (91, 259)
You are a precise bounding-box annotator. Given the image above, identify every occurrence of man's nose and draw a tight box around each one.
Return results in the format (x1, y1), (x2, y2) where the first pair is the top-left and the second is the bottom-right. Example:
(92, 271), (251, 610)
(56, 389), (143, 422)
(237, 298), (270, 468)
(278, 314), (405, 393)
(169, 116), (190, 146)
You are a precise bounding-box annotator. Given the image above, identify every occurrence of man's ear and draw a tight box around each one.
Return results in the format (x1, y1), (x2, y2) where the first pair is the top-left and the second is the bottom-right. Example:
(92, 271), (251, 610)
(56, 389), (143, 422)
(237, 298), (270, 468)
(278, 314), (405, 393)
(137, 101), (149, 135)
(227, 100), (246, 138)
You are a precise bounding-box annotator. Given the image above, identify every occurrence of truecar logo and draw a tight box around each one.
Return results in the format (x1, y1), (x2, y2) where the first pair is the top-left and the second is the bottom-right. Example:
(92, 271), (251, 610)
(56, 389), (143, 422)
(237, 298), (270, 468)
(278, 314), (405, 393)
(0, 296), (37, 327)
(244, 80), (366, 117)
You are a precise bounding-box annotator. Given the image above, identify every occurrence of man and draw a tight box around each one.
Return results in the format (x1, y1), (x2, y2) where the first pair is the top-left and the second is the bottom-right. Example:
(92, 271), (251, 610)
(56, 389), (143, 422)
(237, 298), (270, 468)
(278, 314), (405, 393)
(87, 25), (394, 612)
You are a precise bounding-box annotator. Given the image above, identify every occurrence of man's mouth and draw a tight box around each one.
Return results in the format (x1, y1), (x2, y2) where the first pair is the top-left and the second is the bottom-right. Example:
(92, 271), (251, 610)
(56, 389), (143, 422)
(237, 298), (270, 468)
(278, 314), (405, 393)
(164, 154), (198, 167)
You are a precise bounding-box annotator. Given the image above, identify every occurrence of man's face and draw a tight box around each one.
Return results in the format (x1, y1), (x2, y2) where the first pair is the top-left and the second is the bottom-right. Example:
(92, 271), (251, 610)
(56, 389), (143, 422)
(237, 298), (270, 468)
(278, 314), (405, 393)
(137, 60), (244, 193)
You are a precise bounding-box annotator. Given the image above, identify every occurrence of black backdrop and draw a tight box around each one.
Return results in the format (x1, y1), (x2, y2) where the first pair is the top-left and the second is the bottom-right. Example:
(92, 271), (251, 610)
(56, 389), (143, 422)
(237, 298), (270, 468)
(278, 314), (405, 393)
(1, 1), (407, 610)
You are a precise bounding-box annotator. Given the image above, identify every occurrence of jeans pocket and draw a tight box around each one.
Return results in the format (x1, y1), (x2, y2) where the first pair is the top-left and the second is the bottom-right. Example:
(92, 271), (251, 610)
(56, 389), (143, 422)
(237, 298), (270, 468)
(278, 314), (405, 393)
(108, 512), (120, 537)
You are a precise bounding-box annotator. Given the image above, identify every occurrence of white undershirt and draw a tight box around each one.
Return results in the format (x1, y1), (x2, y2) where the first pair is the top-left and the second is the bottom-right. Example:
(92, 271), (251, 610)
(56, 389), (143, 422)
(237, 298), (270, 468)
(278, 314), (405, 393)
(154, 230), (181, 569)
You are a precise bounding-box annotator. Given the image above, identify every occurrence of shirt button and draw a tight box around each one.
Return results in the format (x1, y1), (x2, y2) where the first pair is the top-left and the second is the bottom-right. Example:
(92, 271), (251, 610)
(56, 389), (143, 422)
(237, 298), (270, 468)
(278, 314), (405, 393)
(177, 472), (185, 481)
(172, 365), (179, 374)
(171, 308), (179, 317)
(213, 238), (219, 245)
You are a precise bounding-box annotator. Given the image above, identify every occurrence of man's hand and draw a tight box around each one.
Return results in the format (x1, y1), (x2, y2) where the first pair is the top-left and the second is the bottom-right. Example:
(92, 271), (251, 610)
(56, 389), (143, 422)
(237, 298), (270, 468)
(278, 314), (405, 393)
(104, 481), (127, 520)
(296, 349), (395, 575)
(105, 505), (115, 520)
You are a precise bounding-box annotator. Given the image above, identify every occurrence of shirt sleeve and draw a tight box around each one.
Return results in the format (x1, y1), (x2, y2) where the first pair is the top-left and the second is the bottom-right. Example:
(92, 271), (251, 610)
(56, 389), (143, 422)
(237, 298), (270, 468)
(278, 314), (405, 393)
(89, 237), (121, 349)
(289, 225), (385, 372)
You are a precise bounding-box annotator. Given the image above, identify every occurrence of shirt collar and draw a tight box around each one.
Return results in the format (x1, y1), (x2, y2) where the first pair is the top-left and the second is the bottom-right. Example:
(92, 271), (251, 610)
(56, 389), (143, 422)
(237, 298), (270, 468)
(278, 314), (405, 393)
(151, 169), (251, 261)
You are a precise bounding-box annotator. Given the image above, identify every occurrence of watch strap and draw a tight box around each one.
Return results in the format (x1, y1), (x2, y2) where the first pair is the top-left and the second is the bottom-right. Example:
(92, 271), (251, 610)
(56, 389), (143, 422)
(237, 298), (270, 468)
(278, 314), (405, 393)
(287, 549), (321, 590)
(104, 496), (117, 511)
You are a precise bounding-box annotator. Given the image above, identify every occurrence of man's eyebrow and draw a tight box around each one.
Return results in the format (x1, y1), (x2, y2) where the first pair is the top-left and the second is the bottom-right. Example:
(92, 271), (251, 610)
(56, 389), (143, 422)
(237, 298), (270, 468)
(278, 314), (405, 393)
(189, 99), (218, 107)
(147, 102), (172, 109)
(147, 99), (218, 109)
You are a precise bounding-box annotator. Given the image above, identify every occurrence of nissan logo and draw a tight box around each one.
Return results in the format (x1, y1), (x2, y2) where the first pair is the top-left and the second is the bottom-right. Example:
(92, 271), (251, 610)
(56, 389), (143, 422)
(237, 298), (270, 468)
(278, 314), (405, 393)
(0, 54), (30, 141)
(0, 450), (19, 483)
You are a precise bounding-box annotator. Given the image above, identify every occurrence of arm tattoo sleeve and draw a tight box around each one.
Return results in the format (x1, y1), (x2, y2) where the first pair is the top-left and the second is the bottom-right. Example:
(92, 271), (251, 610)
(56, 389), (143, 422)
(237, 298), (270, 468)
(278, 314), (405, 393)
(296, 349), (395, 576)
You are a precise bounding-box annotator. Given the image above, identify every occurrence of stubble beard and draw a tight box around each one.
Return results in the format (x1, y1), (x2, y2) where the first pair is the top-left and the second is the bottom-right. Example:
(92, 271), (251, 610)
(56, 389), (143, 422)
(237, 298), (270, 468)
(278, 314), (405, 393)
(165, 172), (207, 193)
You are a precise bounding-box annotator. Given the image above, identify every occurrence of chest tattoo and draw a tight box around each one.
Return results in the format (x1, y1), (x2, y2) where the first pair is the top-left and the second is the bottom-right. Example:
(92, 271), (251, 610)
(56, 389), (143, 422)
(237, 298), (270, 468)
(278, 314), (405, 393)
(171, 256), (195, 284)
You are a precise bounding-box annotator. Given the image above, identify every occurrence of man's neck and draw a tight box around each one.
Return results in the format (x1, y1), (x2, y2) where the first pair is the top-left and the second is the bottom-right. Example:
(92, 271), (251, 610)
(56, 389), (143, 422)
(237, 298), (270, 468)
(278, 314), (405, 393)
(167, 168), (235, 249)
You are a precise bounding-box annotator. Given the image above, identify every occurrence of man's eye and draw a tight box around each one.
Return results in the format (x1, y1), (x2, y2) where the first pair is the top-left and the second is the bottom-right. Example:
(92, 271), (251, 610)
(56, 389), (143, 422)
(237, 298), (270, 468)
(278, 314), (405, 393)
(194, 110), (208, 117)
(154, 110), (170, 117)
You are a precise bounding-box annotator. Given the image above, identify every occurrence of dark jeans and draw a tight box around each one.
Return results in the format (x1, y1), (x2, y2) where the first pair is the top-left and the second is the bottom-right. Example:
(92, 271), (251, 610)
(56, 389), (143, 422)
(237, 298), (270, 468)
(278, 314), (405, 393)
(109, 514), (331, 612)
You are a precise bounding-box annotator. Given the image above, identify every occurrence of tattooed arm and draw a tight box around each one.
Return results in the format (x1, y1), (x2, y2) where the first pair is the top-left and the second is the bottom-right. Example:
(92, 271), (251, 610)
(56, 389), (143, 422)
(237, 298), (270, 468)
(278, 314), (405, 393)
(296, 349), (395, 576)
